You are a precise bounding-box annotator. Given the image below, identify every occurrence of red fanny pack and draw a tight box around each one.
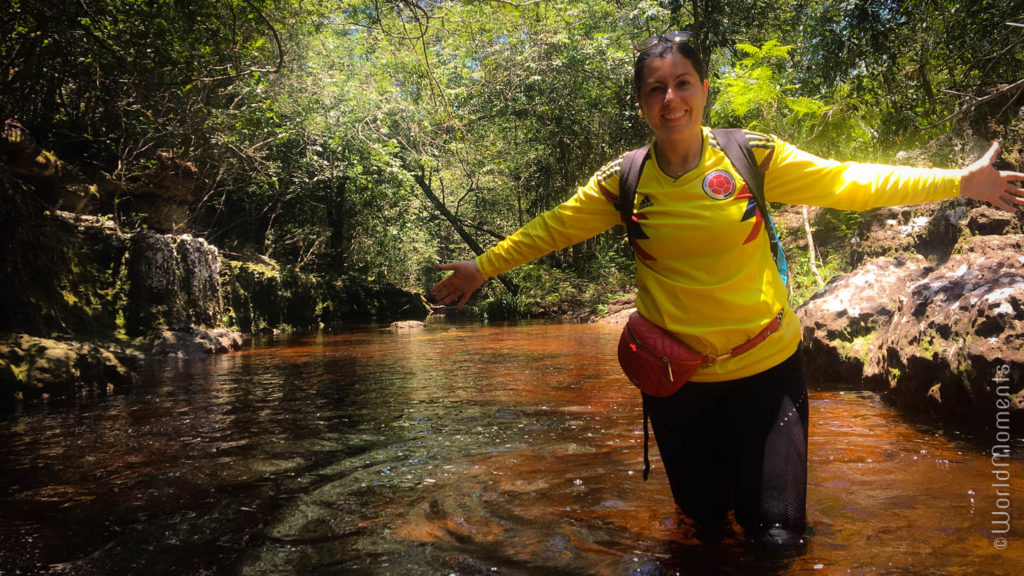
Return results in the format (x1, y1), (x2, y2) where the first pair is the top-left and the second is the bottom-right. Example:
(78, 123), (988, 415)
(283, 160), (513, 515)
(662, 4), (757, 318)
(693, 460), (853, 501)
(617, 310), (783, 398)
(617, 310), (782, 480)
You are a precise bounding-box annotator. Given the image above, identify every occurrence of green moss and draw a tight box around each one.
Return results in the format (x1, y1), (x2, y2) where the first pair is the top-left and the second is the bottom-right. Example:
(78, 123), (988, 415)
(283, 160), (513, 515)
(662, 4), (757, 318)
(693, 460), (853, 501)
(835, 332), (876, 365)
(10, 361), (28, 383)
(60, 288), (80, 307)
(915, 328), (944, 360)
(220, 258), (285, 333)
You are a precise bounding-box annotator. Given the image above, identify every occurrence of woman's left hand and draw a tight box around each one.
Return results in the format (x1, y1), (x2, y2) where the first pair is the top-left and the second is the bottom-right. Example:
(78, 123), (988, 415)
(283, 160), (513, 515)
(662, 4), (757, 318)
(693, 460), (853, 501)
(959, 141), (1024, 213)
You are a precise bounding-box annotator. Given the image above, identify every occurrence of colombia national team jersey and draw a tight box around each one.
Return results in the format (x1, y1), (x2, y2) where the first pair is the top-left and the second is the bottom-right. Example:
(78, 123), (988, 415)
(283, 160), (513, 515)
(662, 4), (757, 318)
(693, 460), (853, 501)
(476, 128), (961, 382)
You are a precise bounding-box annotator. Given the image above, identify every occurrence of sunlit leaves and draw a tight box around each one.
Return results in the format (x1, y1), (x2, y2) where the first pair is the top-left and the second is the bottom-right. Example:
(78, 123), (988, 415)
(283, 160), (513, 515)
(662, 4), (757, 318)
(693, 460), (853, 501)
(711, 40), (829, 142)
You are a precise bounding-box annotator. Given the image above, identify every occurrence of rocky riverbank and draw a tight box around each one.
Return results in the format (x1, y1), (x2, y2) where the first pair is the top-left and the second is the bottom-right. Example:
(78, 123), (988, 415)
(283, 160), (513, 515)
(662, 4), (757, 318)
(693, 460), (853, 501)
(0, 205), (429, 407)
(797, 206), (1024, 435)
(0, 121), (429, 409)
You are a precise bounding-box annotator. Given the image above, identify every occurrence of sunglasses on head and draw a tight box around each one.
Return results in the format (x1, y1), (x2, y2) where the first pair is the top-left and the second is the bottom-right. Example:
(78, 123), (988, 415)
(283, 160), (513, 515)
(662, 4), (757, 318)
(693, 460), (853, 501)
(634, 31), (693, 53)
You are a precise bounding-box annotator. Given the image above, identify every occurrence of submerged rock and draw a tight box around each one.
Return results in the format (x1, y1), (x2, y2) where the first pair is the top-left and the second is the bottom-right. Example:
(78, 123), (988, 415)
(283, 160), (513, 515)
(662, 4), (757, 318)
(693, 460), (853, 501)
(388, 320), (425, 333)
(151, 328), (246, 358)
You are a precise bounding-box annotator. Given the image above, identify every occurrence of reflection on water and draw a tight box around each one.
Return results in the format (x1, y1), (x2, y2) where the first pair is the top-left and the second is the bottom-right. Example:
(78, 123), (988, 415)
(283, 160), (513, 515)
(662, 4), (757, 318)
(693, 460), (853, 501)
(1, 321), (1022, 575)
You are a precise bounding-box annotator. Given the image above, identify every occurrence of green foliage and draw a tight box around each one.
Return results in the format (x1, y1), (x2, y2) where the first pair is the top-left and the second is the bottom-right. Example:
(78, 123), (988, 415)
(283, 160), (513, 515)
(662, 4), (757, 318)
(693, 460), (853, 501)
(470, 254), (634, 321)
(793, 0), (1024, 149)
(710, 39), (877, 157)
(786, 248), (847, 309)
(3, 0), (1022, 321)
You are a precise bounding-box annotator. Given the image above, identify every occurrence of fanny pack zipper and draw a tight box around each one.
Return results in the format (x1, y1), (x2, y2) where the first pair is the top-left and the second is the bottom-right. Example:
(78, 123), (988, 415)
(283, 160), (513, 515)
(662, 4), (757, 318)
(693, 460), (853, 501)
(625, 323), (675, 382)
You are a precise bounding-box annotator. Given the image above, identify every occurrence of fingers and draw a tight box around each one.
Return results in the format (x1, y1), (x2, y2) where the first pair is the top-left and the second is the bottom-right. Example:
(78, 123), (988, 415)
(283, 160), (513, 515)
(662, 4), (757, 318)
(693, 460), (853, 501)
(438, 285), (472, 307)
(429, 274), (455, 301)
(429, 261), (464, 295)
(1008, 188), (1024, 211)
(993, 197), (1013, 214)
(991, 186), (1024, 214)
(1001, 170), (1024, 183)
(429, 280), (449, 300)
(960, 140), (1024, 211)
(429, 278), (460, 303)
(429, 260), (484, 308)
(428, 276), (446, 297)
(430, 282), (462, 306)
(994, 197), (1018, 214)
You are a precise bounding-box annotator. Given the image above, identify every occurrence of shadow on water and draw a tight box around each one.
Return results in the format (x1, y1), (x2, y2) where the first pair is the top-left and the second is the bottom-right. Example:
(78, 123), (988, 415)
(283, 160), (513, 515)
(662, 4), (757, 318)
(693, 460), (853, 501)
(1, 321), (1022, 575)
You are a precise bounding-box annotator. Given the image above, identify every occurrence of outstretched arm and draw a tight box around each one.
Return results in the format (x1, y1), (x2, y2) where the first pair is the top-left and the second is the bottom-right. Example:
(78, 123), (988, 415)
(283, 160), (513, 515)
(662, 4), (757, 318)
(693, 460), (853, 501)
(959, 141), (1024, 213)
(430, 260), (485, 308)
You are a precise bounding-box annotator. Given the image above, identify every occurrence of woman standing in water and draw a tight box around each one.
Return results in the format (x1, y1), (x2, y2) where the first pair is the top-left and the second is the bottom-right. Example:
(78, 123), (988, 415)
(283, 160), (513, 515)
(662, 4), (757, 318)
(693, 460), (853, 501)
(430, 32), (1024, 544)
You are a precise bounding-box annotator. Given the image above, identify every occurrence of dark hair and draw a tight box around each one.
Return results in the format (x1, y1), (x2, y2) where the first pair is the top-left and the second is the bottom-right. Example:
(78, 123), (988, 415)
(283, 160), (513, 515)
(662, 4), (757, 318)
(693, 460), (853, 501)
(632, 40), (706, 97)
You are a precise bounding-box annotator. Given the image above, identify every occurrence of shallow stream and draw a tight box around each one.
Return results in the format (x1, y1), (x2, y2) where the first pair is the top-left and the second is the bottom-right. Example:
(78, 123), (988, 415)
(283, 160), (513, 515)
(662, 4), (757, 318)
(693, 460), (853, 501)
(1, 321), (1021, 574)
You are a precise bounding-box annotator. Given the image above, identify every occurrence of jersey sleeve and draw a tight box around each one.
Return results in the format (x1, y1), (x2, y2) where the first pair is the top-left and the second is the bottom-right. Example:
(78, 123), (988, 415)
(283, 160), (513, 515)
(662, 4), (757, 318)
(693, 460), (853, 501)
(759, 135), (962, 210)
(475, 159), (625, 278)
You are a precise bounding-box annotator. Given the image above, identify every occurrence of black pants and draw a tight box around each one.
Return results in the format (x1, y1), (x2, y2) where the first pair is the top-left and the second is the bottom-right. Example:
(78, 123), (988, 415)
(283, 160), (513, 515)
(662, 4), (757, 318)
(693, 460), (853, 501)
(643, 349), (808, 539)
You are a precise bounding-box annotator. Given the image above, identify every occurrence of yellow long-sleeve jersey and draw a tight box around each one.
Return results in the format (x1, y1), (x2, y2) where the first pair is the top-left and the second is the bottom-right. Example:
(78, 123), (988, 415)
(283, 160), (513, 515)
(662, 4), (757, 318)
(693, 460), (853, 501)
(476, 128), (962, 382)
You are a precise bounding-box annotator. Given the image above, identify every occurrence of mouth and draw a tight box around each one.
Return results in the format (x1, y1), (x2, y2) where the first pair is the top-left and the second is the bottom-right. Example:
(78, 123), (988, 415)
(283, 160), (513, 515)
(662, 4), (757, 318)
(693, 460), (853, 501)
(664, 110), (688, 120)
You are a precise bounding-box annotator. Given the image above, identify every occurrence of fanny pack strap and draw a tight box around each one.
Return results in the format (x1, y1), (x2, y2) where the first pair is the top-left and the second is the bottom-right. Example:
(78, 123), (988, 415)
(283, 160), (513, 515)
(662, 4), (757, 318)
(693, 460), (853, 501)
(701, 310), (784, 366)
(643, 402), (651, 481)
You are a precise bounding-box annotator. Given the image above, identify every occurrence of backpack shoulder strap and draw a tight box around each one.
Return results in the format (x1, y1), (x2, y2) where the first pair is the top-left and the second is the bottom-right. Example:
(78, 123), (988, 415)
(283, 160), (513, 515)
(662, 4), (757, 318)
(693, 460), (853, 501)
(617, 144), (650, 241)
(712, 128), (789, 287)
(712, 128), (765, 209)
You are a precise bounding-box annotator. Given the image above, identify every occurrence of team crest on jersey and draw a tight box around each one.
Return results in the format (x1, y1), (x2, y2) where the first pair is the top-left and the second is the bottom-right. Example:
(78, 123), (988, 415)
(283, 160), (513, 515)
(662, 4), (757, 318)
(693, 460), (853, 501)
(702, 170), (737, 200)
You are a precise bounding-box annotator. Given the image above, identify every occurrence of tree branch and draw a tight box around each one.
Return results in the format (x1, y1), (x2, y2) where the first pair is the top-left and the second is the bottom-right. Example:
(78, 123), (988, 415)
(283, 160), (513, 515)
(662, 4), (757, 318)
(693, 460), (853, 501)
(486, 0), (549, 6)
(802, 206), (822, 287)
(195, 0), (284, 83)
(408, 161), (518, 296)
(920, 77), (1024, 130)
(461, 220), (507, 241)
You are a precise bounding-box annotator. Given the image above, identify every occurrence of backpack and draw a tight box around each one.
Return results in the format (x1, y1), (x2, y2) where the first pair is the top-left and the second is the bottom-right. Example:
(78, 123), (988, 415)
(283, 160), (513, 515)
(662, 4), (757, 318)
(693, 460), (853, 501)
(616, 128), (789, 287)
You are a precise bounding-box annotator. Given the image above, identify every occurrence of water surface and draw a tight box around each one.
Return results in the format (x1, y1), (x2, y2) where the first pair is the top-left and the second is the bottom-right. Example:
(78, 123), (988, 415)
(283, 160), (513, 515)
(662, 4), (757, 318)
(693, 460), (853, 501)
(1, 321), (1022, 574)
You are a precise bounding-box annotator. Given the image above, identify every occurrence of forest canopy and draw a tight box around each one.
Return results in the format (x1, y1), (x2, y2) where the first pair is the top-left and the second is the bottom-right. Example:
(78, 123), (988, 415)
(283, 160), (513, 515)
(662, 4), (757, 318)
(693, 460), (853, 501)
(3, 0), (1023, 317)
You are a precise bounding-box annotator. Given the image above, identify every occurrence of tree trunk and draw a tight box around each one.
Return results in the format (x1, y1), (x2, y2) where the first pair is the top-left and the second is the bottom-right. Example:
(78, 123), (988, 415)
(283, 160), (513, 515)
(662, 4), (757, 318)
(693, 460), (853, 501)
(326, 176), (348, 274)
(803, 206), (823, 286)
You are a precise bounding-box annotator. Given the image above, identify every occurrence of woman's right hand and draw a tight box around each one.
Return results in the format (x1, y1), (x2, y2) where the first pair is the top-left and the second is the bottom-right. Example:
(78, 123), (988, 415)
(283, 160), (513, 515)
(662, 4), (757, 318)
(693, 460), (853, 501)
(429, 260), (485, 308)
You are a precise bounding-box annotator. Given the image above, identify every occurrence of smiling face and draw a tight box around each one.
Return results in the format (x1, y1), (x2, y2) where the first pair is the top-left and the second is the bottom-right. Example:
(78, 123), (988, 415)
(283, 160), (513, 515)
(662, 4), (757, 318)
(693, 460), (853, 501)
(636, 51), (709, 146)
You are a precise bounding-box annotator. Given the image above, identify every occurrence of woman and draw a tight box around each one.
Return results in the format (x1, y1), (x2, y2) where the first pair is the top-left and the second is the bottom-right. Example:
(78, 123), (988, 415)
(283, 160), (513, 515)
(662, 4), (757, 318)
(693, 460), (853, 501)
(430, 32), (1024, 544)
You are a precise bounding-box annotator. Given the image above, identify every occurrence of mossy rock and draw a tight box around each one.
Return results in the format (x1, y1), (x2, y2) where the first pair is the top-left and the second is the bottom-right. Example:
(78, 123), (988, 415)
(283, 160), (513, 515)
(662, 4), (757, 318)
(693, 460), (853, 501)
(220, 258), (283, 333)
(0, 357), (23, 405)
(0, 334), (138, 407)
(0, 181), (128, 338)
(281, 268), (319, 328)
